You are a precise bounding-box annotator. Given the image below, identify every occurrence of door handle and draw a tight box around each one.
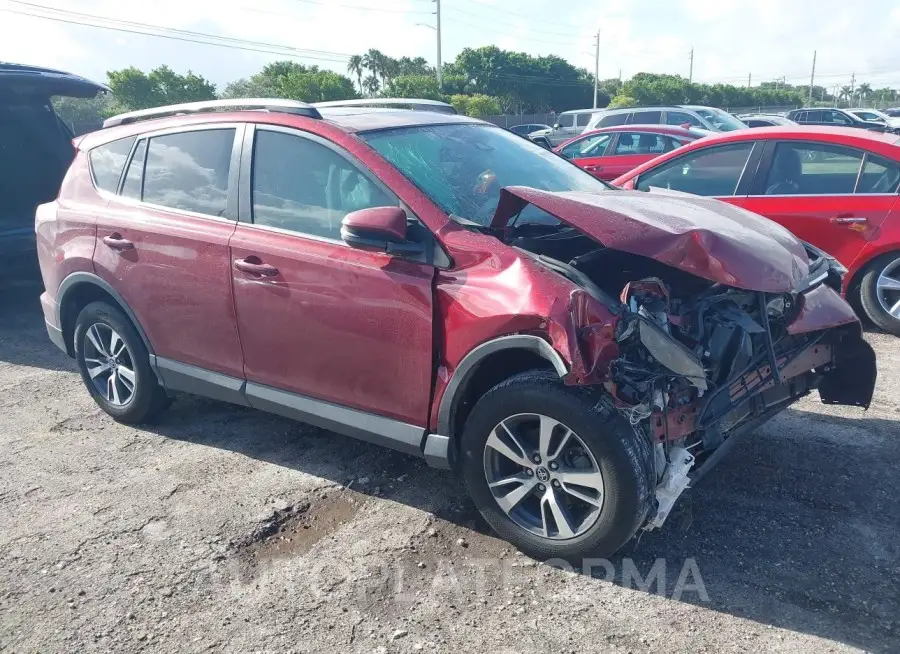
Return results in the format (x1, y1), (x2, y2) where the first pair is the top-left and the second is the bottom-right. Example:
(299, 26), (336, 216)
(234, 257), (279, 277)
(830, 216), (868, 225)
(584, 165), (603, 172)
(102, 233), (134, 250)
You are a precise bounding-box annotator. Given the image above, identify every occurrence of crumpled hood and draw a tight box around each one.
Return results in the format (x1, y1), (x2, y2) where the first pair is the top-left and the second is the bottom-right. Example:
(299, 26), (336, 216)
(491, 186), (810, 292)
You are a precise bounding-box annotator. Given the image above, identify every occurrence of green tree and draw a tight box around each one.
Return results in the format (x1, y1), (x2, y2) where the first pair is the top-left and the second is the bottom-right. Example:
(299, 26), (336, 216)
(857, 82), (872, 105)
(463, 94), (502, 116)
(449, 94), (469, 115)
(220, 76), (277, 99)
(607, 94), (638, 109)
(363, 74), (381, 97)
(385, 74), (442, 100)
(53, 94), (118, 135)
(347, 55), (364, 94)
(106, 65), (216, 110)
(219, 60), (357, 102)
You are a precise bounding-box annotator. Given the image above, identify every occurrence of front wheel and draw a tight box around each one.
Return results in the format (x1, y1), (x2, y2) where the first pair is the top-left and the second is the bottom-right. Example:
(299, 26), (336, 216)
(460, 370), (654, 563)
(858, 252), (900, 335)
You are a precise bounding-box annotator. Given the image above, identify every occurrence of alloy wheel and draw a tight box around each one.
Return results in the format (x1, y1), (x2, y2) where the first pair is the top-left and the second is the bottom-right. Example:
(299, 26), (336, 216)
(875, 257), (900, 320)
(83, 323), (136, 407)
(483, 413), (604, 540)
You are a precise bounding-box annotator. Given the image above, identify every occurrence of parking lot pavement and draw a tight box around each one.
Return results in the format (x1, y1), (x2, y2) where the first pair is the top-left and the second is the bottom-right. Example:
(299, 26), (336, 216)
(0, 278), (898, 654)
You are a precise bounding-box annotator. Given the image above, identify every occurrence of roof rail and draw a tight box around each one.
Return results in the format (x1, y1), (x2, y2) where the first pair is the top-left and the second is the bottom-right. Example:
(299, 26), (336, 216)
(313, 98), (457, 115)
(102, 98), (322, 128)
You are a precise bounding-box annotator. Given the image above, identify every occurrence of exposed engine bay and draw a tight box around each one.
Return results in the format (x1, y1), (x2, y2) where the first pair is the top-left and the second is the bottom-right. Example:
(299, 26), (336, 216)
(507, 222), (877, 530)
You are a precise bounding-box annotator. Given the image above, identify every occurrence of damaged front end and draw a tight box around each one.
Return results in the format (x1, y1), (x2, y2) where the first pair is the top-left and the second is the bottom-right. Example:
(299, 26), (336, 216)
(496, 187), (877, 531)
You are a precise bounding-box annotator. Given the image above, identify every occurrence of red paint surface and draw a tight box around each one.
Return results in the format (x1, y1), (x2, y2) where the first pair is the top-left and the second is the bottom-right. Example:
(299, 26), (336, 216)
(491, 186), (810, 292)
(612, 126), (900, 290)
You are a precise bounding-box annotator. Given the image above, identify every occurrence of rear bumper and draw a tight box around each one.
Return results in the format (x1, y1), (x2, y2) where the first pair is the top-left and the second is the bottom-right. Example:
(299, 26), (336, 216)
(40, 291), (67, 355)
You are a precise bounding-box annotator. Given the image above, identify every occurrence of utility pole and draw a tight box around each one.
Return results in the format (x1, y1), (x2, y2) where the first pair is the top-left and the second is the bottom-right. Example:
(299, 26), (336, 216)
(688, 47), (693, 83)
(747, 72), (751, 88)
(592, 34), (599, 109)
(849, 72), (855, 106)
(808, 50), (816, 104)
(435, 0), (442, 88)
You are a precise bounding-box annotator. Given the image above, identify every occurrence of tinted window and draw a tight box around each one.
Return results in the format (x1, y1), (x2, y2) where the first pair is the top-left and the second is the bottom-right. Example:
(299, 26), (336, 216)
(856, 153), (900, 193)
(557, 114), (574, 128)
(559, 133), (611, 159)
(598, 112), (628, 127)
(614, 132), (670, 155)
(576, 113), (593, 127)
(690, 108), (747, 131)
(637, 142), (755, 196)
(143, 129), (235, 217)
(854, 111), (882, 122)
(363, 124), (609, 226)
(763, 142), (863, 195)
(121, 139), (146, 200)
(805, 110), (823, 122)
(629, 110), (662, 124)
(824, 110), (852, 126)
(252, 130), (396, 240)
(89, 136), (135, 193)
(666, 111), (704, 128)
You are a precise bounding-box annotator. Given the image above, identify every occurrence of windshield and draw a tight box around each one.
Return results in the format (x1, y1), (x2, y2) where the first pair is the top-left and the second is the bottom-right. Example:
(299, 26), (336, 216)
(692, 108), (748, 131)
(361, 123), (609, 226)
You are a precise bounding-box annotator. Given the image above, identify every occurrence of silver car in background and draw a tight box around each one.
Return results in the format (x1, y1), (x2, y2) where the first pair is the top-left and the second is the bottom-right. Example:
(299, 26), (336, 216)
(583, 105), (747, 133)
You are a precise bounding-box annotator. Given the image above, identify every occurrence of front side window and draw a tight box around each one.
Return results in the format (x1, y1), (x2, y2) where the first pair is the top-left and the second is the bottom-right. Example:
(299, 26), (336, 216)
(252, 129), (396, 239)
(556, 114), (574, 128)
(362, 124), (609, 226)
(576, 113), (594, 127)
(666, 111), (704, 128)
(825, 111), (852, 126)
(559, 133), (611, 159)
(598, 112), (628, 127)
(690, 108), (747, 131)
(637, 142), (755, 196)
(629, 110), (662, 124)
(89, 136), (135, 193)
(142, 129), (235, 217)
(762, 142), (864, 195)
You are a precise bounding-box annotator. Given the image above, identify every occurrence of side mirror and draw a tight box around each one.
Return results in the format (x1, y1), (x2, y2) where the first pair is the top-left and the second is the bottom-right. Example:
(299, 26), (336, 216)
(341, 206), (421, 255)
(553, 123), (560, 130)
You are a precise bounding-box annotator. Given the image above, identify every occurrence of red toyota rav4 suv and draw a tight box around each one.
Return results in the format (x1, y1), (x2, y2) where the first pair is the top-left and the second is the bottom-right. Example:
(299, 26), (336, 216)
(37, 99), (876, 561)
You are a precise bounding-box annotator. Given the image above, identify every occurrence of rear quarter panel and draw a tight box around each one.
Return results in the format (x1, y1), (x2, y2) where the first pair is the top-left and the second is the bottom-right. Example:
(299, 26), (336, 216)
(35, 151), (98, 299)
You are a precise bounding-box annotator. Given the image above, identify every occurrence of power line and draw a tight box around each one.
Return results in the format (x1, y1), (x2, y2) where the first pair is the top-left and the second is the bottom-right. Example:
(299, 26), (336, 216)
(454, 0), (586, 31)
(281, 0), (436, 14)
(1, 6), (353, 63)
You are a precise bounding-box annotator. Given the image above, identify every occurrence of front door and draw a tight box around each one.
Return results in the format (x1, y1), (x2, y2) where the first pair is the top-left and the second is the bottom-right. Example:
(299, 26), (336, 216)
(738, 140), (899, 267)
(229, 126), (435, 426)
(92, 126), (245, 378)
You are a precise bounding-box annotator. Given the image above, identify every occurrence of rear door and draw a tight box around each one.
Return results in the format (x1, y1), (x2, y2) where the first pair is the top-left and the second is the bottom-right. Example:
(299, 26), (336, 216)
(92, 125), (245, 379)
(558, 133), (613, 178)
(602, 131), (680, 179)
(229, 125), (435, 426)
(739, 140), (900, 265)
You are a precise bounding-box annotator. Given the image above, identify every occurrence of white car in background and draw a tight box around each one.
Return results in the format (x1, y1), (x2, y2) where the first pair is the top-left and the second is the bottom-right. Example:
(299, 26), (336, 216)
(847, 108), (900, 133)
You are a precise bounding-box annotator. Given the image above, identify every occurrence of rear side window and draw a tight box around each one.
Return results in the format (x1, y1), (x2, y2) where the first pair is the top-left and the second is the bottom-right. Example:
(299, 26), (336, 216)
(89, 136), (135, 193)
(762, 142), (863, 195)
(142, 129), (235, 217)
(806, 110), (823, 121)
(857, 153), (900, 193)
(251, 129), (396, 240)
(598, 113), (628, 127)
(637, 142), (755, 196)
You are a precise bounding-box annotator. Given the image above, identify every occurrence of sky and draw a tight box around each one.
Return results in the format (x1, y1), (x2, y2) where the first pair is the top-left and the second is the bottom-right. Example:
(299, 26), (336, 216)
(1, 0), (900, 96)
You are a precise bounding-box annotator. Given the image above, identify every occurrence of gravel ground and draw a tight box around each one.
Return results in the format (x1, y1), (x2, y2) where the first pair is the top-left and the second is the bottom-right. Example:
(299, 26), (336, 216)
(1, 278), (898, 654)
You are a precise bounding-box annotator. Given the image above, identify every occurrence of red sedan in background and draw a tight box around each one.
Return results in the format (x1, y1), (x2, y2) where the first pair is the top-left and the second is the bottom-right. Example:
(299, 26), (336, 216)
(613, 126), (900, 333)
(553, 125), (707, 181)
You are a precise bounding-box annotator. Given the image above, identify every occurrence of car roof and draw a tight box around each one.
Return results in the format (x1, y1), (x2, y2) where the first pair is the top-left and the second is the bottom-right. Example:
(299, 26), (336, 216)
(559, 108), (601, 115)
(77, 106), (485, 150)
(696, 124), (899, 144)
(581, 124), (700, 136)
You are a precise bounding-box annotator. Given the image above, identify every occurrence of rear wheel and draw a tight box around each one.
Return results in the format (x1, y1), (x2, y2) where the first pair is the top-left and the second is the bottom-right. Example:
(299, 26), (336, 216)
(74, 301), (171, 423)
(460, 370), (654, 563)
(858, 252), (900, 335)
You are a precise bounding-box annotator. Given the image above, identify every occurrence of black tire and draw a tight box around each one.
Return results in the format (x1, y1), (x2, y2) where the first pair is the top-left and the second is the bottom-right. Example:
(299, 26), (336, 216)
(460, 370), (654, 563)
(74, 301), (171, 423)
(858, 252), (900, 335)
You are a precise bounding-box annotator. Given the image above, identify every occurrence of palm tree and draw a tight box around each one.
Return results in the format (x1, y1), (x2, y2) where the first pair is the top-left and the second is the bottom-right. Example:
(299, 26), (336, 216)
(362, 75), (380, 97)
(362, 49), (384, 85)
(857, 82), (872, 105)
(839, 85), (852, 102)
(347, 55), (364, 94)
